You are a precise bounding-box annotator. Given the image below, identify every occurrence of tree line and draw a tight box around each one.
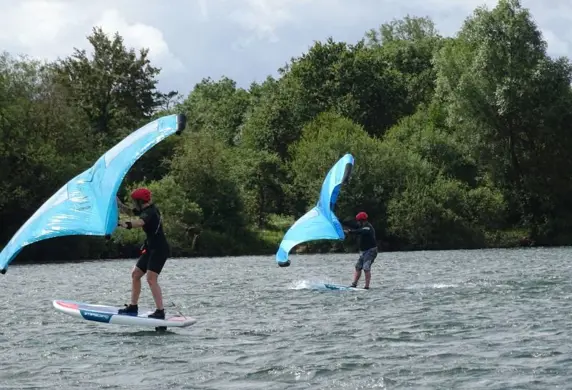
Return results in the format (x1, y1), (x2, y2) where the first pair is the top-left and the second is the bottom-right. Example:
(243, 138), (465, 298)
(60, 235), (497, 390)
(1, 0), (569, 265)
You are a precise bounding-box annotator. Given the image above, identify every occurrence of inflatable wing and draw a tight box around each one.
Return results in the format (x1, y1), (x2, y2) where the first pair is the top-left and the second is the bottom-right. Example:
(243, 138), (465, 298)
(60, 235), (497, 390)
(0, 114), (187, 274)
(275, 153), (354, 267)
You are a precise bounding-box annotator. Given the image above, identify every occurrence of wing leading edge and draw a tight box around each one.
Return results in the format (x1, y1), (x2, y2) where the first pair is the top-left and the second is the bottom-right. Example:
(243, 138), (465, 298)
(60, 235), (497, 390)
(0, 114), (186, 274)
(275, 153), (354, 267)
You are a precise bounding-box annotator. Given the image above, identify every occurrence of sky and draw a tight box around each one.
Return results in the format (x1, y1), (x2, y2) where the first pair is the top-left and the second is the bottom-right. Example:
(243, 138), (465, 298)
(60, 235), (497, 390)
(1, 0), (571, 96)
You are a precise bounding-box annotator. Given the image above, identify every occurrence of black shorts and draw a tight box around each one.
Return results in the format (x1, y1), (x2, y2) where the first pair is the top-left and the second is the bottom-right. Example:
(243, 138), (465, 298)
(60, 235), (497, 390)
(135, 247), (169, 274)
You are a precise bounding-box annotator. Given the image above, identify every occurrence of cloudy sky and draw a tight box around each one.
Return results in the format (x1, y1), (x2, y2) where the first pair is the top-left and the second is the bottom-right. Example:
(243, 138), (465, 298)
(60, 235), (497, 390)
(1, 0), (571, 96)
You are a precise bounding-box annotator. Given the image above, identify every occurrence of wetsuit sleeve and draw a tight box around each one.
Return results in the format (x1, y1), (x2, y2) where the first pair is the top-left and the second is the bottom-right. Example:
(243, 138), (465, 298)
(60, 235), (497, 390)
(347, 226), (372, 235)
(139, 210), (153, 226)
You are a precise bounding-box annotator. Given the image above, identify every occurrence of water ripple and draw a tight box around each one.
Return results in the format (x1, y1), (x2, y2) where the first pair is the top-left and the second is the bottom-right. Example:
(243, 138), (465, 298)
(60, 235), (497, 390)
(2, 248), (572, 388)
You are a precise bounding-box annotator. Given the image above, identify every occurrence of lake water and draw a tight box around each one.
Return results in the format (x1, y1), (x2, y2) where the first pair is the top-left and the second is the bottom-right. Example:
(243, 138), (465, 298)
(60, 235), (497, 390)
(1, 247), (571, 389)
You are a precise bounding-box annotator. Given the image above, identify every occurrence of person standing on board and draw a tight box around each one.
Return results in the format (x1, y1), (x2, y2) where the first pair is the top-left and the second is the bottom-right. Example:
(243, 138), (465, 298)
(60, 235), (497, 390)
(344, 212), (378, 289)
(116, 188), (170, 319)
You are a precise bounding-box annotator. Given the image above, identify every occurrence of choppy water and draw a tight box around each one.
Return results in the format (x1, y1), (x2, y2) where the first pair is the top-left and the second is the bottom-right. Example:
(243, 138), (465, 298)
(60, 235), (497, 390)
(1, 247), (572, 389)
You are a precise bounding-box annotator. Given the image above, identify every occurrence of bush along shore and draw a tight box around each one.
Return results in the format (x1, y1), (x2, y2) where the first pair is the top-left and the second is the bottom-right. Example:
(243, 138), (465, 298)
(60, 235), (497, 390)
(0, 1), (563, 266)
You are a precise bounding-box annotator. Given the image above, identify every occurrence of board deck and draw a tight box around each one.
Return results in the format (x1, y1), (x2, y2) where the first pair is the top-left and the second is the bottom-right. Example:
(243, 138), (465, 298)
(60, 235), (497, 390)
(322, 283), (368, 291)
(52, 300), (197, 328)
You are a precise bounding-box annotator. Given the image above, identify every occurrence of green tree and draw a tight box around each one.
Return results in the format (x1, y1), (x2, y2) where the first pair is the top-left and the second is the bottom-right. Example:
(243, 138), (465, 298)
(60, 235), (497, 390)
(231, 148), (285, 227)
(366, 15), (446, 110)
(239, 76), (305, 159)
(283, 38), (409, 137)
(180, 77), (250, 145)
(387, 175), (507, 249)
(433, 0), (572, 241)
(168, 132), (246, 233)
(384, 104), (478, 187)
(6, 1), (572, 263)
(52, 27), (166, 141)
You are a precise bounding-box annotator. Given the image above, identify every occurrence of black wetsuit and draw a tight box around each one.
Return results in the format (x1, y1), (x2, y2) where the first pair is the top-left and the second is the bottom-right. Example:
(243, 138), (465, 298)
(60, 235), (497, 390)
(347, 222), (378, 271)
(134, 204), (170, 274)
(348, 222), (377, 251)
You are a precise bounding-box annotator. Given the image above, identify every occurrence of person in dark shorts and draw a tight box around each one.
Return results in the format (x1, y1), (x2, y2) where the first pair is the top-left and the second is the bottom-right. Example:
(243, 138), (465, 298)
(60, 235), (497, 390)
(116, 187), (170, 319)
(344, 211), (378, 289)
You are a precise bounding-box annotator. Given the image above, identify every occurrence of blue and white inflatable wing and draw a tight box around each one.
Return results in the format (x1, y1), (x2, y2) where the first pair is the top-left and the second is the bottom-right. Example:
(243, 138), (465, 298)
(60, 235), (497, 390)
(0, 114), (187, 274)
(276, 153), (354, 267)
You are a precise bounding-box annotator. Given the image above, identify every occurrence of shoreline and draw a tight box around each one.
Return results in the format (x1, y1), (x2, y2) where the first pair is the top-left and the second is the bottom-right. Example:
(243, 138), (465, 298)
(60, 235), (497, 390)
(3, 242), (555, 271)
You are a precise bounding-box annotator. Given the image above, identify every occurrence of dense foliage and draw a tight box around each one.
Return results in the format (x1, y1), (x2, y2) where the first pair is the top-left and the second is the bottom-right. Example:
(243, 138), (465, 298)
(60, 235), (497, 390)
(1, 1), (568, 264)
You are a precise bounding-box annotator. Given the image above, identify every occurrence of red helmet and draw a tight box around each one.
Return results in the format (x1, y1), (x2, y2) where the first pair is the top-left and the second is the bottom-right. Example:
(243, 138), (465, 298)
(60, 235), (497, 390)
(130, 188), (151, 203)
(356, 211), (368, 221)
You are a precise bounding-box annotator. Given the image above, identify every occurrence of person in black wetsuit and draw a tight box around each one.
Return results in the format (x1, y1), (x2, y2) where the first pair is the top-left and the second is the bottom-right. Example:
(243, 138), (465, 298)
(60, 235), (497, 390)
(116, 187), (170, 319)
(344, 211), (377, 289)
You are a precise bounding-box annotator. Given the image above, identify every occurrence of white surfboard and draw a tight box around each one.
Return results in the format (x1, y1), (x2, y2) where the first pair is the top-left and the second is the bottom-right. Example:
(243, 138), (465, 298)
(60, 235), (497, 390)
(53, 300), (197, 329)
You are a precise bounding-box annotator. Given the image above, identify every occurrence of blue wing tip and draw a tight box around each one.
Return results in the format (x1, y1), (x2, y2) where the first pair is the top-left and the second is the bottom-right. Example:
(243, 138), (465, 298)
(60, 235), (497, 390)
(0, 268), (6, 275)
(175, 114), (187, 135)
(276, 248), (291, 267)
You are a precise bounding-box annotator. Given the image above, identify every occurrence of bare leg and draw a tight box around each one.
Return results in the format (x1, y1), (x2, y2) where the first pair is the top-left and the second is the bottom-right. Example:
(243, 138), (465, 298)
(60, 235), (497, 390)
(146, 271), (164, 310)
(364, 270), (371, 288)
(352, 269), (362, 286)
(130, 266), (145, 305)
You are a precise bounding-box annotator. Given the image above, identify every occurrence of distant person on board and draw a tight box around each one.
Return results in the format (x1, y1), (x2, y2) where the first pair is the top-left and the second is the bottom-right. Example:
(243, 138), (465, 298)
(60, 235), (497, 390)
(116, 187), (170, 319)
(344, 212), (378, 289)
